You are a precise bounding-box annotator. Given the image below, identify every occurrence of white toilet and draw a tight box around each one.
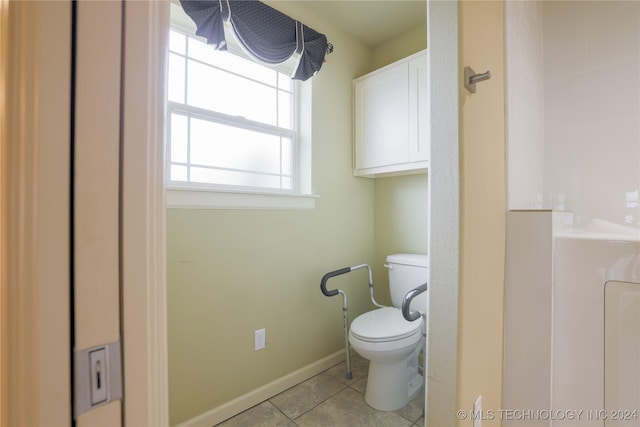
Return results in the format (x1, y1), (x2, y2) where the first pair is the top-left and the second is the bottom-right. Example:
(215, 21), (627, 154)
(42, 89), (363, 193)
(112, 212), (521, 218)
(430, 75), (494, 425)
(348, 253), (428, 411)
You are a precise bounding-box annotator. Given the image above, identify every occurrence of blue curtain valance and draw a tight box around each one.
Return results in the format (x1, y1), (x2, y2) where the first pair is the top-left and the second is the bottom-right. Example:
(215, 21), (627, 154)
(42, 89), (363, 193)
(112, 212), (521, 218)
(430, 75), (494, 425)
(179, 0), (333, 81)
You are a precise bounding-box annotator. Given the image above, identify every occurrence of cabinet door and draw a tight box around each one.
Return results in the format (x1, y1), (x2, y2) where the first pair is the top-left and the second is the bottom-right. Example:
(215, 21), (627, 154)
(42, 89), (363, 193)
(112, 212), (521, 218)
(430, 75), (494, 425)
(409, 53), (430, 162)
(354, 63), (410, 170)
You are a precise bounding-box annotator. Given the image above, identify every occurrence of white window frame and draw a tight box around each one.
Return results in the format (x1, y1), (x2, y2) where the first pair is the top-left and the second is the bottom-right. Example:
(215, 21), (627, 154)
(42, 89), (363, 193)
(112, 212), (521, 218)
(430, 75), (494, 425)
(166, 2), (316, 210)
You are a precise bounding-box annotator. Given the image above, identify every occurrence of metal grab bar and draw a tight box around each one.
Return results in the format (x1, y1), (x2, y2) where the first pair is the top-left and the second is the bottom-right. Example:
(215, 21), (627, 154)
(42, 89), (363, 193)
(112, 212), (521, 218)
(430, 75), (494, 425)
(351, 264), (385, 309)
(320, 263), (385, 380)
(402, 282), (428, 322)
(320, 267), (351, 297)
(403, 281), (428, 420)
(319, 266), (353, 379)
(320, 264), (384, 308)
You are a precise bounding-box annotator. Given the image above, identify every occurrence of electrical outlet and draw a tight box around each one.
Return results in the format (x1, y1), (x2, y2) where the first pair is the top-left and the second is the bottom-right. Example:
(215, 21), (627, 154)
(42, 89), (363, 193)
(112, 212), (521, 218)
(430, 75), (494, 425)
(473, 395), (482, 427)
(254, 328), (266, 351)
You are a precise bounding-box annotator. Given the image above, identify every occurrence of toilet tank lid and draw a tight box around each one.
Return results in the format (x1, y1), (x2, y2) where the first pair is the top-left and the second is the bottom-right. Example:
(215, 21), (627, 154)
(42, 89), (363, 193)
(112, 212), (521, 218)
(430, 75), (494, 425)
(386, 253), (428, 268)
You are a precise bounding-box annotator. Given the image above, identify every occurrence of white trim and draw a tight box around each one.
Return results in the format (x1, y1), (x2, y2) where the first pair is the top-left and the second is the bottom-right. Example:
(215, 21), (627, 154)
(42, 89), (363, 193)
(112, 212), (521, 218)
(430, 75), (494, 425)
(121, 1), (169, 425)
(353, 162), (428, 178)
(175, 350), (345, 427)
(167, 188), (318, 210)
(169, 1), (196, 36)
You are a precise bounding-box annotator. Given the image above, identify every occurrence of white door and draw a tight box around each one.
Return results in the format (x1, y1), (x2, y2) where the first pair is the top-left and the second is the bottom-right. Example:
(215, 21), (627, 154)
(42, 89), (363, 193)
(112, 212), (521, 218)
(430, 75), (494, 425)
(73, 1), (169, 424)
(73, 0), (124, 424)
(1, 1), (167, 424)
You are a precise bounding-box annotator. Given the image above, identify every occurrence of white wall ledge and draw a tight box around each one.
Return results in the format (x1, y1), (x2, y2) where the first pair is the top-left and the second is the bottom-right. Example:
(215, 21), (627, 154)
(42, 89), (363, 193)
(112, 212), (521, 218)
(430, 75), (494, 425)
(166, 188), (318, 210)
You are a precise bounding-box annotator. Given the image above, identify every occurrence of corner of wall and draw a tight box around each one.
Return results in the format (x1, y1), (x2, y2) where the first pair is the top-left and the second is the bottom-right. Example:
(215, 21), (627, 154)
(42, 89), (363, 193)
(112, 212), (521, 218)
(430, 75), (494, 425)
(457, 1), (506, 425)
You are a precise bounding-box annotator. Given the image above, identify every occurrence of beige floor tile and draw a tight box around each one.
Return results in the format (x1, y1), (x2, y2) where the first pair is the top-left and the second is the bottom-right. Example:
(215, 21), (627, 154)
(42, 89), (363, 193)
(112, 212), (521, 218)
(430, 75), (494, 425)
(214, 354), (425, 427)
(215, 401), (296, 427)
(295, 388), (413, 427)
(324, 354), (369, 385)
(351, 376), (367, 394)
(394, 387), (425, 423)
(269, 373), (348, 419)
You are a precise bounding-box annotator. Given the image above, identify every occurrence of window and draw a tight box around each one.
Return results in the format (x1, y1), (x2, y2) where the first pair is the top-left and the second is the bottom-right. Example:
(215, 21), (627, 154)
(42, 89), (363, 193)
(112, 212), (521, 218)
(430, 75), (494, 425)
(166, 4), (315, 209)
(168, 28), (297, 190)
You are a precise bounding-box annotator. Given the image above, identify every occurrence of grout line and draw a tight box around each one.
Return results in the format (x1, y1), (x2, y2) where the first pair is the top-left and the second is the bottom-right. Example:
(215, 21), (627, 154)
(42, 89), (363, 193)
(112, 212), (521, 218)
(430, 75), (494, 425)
(266, 400), (296, 425)
(269, 361), (363, 423)
(287, 377), (350, 422)
(221, 355), (380, 426)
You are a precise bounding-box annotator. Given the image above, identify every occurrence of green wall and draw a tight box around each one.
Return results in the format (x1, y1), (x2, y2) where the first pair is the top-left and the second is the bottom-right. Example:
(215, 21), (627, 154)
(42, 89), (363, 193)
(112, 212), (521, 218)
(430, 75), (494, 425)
(371, 24), (429, 305)
(167, 4), (428, 425)
(373, 173), (429, 305)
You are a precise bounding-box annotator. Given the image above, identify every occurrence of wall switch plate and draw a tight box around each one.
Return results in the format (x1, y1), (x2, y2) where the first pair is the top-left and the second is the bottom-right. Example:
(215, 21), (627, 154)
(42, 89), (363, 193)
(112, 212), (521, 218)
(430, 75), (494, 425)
(254, 328), (266, 351)
(473, 395), (482, 427)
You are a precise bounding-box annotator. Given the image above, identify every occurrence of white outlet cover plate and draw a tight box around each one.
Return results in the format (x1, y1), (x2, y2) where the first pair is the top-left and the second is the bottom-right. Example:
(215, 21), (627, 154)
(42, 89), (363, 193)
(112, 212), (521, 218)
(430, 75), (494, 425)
(254, 328), (266, 350)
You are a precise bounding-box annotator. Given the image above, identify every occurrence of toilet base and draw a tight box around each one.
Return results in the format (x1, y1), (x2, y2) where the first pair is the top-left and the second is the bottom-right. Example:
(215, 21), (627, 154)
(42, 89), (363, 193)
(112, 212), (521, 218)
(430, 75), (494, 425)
(364, 361), (423, 411)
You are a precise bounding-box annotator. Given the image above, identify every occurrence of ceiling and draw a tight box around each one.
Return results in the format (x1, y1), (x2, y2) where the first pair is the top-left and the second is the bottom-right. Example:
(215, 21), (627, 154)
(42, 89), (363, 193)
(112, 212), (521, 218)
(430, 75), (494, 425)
(301, 1), (427, 48)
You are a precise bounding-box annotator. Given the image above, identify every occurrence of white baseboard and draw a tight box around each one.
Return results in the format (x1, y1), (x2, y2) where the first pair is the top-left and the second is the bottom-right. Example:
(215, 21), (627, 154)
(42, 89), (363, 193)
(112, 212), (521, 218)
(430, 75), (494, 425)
(175, 350), (346, 427)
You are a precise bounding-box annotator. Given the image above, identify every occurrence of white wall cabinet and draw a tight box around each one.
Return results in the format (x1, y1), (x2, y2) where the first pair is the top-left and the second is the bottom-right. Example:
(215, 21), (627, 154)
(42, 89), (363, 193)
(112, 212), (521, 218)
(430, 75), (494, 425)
(353, 49), (429, 177)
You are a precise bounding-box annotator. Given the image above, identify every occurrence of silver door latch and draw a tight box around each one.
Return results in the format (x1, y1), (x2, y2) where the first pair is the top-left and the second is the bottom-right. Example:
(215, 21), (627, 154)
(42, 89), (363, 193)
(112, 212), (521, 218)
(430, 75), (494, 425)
(74, 340), (122, 418)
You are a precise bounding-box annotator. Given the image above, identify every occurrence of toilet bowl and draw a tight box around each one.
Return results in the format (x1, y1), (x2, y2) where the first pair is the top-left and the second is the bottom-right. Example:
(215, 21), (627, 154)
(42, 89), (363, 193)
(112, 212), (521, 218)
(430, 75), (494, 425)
(348, 254), (428, 411)
(349, 307), (423, 411)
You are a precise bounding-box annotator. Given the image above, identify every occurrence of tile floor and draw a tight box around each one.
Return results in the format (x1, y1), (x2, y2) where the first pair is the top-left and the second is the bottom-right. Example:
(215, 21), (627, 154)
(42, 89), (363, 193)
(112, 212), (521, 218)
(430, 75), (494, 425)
(215, 354), (425, 427)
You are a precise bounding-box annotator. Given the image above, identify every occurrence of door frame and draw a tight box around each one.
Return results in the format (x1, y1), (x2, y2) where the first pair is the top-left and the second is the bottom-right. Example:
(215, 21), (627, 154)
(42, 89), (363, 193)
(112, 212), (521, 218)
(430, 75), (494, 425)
(2, 0), (459, 425)
(1, 1), (72, 424)
(120, 1), (169, 425)
(1, 0), (169, 424)
(1, 0), (42, 423)
(129, 0), (462, 423)
(132, 0), (461, 425)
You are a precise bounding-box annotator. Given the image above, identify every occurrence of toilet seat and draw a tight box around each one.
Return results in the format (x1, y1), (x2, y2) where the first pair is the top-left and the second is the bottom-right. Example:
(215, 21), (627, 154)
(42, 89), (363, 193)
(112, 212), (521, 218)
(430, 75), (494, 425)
(350, 307), (422, 343)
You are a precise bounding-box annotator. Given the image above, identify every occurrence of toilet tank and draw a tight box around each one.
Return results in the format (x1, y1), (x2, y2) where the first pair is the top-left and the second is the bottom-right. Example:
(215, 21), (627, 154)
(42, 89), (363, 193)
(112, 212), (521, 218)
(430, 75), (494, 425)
(386, 254), (429, 312)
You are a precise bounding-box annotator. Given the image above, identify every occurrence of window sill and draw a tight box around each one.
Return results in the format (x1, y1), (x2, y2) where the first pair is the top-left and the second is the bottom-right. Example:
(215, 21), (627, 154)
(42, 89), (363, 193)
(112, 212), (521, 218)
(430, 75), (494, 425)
(166, 188), (318, 210)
